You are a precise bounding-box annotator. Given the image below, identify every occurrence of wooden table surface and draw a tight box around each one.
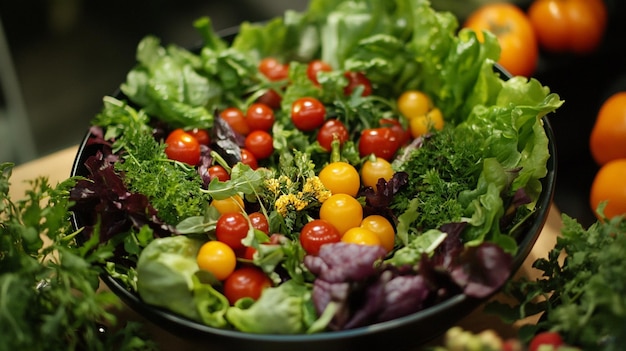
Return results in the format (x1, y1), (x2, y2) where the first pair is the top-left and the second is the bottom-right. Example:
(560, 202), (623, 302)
(7, 145), (563, 349)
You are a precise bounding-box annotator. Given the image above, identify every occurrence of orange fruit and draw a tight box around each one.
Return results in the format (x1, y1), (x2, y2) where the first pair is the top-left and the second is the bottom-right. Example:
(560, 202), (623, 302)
(590, 92), (626, 166)
(590, 159), (626, 220)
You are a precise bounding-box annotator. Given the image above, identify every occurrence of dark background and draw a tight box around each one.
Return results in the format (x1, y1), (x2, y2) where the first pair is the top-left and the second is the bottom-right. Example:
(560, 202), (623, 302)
(1, 0), (625, 228)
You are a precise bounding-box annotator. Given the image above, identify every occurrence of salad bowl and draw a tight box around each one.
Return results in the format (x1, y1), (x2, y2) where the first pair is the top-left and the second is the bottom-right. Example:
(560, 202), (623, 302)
(69, 1), (559, 350)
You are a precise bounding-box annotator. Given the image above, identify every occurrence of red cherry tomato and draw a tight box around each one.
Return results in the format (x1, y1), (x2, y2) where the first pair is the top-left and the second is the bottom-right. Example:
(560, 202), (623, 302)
(380, 118), (411, 146)
(256, 88), (282, 110)
(187, 128), (211, 146)
(248, 212), (270, 235)
(244, 130), (274, 160)
(220, 107), (250, 136)
(164, 128), (201, 166)
(291, 97), (326, 131)
(317, 119), (350, 151)
(246, 103), (275, 132)
(344, 71), (372, 97)
(216, 212), (250, 250)
(240, 148), (258, 169)
(223, 266), (272, 305)
(258, 57), (289, 81)
(528, 332), (564, 351)
(307, 59), (333, 85)
(299, 219), (342, 256)
(358, 127), (400, 161)
(207, 165), (230, 182)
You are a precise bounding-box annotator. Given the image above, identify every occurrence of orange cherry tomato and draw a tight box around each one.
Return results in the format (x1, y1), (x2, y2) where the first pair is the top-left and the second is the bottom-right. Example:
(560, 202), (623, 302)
(528, 0), (607, 54)
(196, 241), (237, 281)
(341, 227), (382, 247)
(360, 215), (395, 252)
(463, 3), (538, 77)
(318, 162), (361, 197)
(589, 92), (626, 166)
(319, 193), (363, 235)
(210, 194), (245, 215)
(590, 159), (626, 220)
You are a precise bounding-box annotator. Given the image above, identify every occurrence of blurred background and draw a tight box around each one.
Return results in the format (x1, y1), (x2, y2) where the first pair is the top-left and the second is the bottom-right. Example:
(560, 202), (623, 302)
(1, 0), (624, 227)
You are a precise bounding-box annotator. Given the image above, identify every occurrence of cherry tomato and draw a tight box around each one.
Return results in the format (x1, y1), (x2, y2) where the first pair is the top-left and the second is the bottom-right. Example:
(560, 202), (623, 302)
(244, 130), (274, 160)
(358, 127), (400, 161)
(317, 119), (350, 151)
(528, 332), (564, 351)
(291, 97), (326, 131)
(590, 159), (626, 220)
(240, 148), (259, 169)
(246, 103), (275, 132)
(256, 88), (282, 110)
(299, 219), (342, 256)
(210, 194), (244, 215)
(187, 128), (210, 146)
(216, 212), (250, 250)
(307, 60), (333, 85)
(164, 128), (201, 166)
(380, 118), (411, 146)
(196, 241), (237, 280)
(341, 227), (382, 247)
(344, 71), (372, 97)
(207, 165), (230, 182)
(242, 245), (258, 261)
(220, 107), (250, 136)
(319, 193), (363, 235)
(589, 92), (626, 166)
(360, 215), (395, 252)
(528, 0), (607, 54)
(249, 212), (270, 235)
(223, 266), (272, 305)
(409, 108), (445, 138)
(318, 162), (360, 197)
(360, 157), (395, 190)
(258, 57), (289, 81)
(397, 90), (432, 119)
(464, 3), (538, 77)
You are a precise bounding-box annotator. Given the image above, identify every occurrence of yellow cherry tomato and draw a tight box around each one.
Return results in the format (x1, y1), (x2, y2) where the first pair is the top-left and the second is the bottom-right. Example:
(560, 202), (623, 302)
(341, 227), (382, 247)
(196, 241), (237, 280)
(360, 215), (395, 252)
(318, 161), (360, 197)
(397, 90), (433, 119)
(409, 108), (444, 138)
(210, 194), (244, 214)
(360, 157), (395, 190)
(319, 193), (363, 235)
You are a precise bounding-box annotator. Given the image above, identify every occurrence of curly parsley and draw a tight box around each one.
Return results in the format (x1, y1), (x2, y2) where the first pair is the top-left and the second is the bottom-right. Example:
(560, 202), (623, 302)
(392, 127), (483, 231)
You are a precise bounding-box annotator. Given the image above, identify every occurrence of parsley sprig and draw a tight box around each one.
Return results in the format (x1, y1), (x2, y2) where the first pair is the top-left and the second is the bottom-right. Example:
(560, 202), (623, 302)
(487, 206), (626, 350)
(0, 163), (157, 351)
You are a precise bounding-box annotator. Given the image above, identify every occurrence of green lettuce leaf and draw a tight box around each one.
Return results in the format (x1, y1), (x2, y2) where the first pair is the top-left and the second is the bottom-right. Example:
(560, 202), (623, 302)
(225, 280), (322, 334)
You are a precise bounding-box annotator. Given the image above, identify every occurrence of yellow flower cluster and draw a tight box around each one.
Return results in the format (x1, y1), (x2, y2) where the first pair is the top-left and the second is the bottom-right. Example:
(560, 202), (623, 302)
(302, 177), (332, 203)
(275, 194), (308, 217)
(268, 176), (331, 217)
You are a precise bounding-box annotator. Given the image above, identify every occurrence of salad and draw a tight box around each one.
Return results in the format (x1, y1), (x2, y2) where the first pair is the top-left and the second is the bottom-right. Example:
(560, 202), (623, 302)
(69, 0), (562, 334)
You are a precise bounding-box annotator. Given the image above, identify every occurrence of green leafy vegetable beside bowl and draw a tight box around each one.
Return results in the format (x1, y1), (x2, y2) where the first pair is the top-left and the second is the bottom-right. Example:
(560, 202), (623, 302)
(69, 0), (561, 350)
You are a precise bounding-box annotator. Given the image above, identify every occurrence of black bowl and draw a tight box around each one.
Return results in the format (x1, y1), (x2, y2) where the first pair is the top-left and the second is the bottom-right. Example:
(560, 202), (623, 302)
(70, 27), (557, 351)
